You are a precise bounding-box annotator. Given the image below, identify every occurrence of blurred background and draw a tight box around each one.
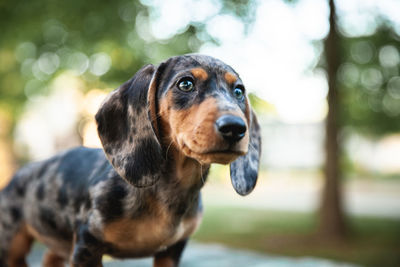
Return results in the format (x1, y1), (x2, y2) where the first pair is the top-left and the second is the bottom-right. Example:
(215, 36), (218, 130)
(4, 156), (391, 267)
(0, 0), (399, 266)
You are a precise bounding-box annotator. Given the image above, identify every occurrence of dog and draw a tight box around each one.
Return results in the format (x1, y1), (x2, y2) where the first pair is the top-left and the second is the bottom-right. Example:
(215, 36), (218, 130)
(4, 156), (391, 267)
(0, 54), (261, 267)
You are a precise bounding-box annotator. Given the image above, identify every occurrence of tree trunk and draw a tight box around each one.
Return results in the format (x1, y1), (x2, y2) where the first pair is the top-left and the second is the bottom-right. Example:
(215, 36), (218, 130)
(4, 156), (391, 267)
(318, 0), (346, 238)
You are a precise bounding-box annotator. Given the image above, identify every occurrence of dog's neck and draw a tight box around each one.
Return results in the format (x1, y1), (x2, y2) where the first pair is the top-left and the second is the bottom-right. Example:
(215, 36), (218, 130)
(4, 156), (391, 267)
(158, 121), (210, 190)
(165, 144), (210, 190)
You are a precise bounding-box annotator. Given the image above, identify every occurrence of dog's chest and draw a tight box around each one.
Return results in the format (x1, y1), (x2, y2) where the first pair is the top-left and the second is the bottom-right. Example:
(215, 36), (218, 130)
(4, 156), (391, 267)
(103, 211), (202, 257)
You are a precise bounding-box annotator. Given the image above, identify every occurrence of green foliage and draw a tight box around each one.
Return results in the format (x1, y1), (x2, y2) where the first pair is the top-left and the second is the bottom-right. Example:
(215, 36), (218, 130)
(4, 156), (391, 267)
(220, 0), (256, 30)
(338, 25), (400, 136)
(248, 93), (275, 114)
(0, 0), (202, 134)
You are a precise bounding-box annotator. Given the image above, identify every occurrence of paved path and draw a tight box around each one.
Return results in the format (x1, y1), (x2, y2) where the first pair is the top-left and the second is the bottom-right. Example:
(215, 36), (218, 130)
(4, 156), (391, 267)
(27, 243), (359, 267)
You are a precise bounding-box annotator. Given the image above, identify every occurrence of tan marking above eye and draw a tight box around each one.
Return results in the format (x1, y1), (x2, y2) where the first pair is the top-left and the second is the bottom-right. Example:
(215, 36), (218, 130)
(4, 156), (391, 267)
(191, 68), (208, 81)
(224, 72), (237, 84)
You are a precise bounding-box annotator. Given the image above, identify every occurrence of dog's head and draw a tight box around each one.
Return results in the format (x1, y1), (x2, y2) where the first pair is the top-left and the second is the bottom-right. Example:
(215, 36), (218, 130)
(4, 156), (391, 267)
(96, 54), (261, 195)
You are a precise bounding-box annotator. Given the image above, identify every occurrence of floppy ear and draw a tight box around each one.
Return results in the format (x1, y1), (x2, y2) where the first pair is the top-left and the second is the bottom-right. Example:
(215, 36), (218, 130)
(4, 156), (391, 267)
(95, 64), (166, 187)
(230, 110), (262, 196)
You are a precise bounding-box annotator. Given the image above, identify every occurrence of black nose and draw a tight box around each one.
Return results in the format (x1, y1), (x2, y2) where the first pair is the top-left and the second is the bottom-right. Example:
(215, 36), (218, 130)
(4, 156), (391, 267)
(216, 115), (247, 142)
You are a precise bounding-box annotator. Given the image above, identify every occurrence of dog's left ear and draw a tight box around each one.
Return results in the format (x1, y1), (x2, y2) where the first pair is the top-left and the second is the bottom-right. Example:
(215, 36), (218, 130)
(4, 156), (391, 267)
(96, 63), (167, 187)
(230, 110), (262, 195)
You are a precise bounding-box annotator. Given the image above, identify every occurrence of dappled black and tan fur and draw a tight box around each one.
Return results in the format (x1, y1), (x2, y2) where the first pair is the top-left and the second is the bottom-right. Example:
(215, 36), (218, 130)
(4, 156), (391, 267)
(0, 54), (261, 267)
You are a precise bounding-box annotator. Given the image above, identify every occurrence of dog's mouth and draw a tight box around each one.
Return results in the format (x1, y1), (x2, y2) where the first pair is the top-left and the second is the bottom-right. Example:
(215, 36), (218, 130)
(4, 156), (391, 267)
(180, 142), (246, 164)
(205, 149), (244, 154)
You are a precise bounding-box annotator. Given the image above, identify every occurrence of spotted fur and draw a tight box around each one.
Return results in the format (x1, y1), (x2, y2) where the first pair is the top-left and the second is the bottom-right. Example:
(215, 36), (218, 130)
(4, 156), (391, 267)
(0, 54), (261, 267)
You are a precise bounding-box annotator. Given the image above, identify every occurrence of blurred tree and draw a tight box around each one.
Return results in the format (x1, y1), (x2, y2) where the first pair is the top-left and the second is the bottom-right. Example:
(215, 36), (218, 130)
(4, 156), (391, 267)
(318, 0), (346, 238)
(279, 0), (348, 239)
(318, 0), (400, 238)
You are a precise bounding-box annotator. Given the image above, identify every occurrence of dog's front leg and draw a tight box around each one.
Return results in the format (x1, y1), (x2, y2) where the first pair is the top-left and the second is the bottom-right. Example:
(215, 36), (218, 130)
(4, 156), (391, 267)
(70, 225), (104, 267)
(153, 239), (188, 267)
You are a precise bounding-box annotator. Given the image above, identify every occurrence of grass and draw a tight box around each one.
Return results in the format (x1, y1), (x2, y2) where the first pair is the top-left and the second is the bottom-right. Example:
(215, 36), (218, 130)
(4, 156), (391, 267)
(193, 206), (400, 267)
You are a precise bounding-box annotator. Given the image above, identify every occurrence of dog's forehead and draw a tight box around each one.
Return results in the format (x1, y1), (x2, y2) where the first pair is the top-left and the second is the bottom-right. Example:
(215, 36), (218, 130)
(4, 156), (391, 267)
(166, 54), (238, 78)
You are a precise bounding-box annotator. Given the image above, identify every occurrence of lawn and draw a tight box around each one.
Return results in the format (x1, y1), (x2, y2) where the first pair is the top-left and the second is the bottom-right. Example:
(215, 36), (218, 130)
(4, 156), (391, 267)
(193, 206), (400, 267)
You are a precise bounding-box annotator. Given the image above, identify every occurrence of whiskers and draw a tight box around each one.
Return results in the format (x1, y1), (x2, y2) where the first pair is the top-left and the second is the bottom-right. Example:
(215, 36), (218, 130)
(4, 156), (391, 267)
(150, 112), (163, 125)
(199, 162), (205, 185)
(165, 140), (174, 159)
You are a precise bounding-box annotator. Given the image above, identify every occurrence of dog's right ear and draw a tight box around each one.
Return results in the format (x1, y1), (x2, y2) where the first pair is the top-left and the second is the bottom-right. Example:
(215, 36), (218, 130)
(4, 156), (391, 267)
(95, 64), (166, 187)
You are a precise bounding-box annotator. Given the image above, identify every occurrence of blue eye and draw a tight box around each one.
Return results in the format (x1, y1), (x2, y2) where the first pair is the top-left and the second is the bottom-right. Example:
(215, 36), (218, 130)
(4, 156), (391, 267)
(178, 78), (194, 92)
(233, 87), (244, 100)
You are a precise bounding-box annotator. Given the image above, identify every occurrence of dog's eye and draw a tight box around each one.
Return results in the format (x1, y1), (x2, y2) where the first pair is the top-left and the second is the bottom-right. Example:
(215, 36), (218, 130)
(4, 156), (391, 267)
(233, 86), (244, 100)
(178, 78), (194, 92)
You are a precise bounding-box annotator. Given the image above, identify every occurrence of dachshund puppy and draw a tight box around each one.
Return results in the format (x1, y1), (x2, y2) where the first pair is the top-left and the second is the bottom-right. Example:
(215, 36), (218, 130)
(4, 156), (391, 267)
(0, 54), (261, 267)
